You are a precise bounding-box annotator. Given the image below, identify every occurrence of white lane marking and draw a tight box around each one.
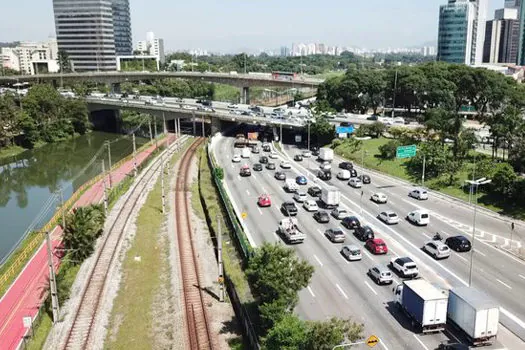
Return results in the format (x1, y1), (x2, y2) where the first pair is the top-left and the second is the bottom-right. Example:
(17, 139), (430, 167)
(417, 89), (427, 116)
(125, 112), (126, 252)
(454, 253), (468, 263)
(230, 163), (234, 168)
(501, 307), (525, 329)
(475, 249), (486, 257)
(313, 254), (323, 267)
(497, 279), (512, 290)
(246, 189), (250, 196)
(252, 174), (257, 179)
(421, 232), (431, 239)
(335, 283), (349, 299)
(362, 249), (375, 262)
(262, 187), (267, 193)
(307, 286), (316, 298)
(316, 228), (324, 237)
(378, 337), (390, 350)
(364, 281), (378, 296)
(237, 175), (241, 181)
(519, 274), (525, 280)
(267, 173), (272, 178)
(413, 335), (430, 350)
(257, 207), (263, 215)
(389, 200), (395, 205)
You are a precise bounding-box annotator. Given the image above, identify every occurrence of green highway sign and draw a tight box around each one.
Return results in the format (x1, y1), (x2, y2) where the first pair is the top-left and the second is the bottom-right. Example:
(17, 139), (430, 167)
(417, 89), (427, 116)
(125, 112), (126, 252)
(396, 145), (417, 159)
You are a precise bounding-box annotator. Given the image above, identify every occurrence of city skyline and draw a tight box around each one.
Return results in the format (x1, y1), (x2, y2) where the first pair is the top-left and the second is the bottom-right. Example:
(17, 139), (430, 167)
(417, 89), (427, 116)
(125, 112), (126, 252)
(0, 0), (501, 54)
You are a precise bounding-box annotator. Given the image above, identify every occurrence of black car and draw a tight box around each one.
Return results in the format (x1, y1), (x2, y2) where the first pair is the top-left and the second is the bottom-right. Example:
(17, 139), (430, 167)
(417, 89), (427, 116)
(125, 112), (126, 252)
(342, 216), (361, 230)
(312, 148), (320, 156)
(294, 154), (303, 162)
(355, 225), (374, 241)
(253, 163), (263, 171)
(281, 201), (298, 216)
(275, 171), (286, 180)
(367, 115), (379, 121)
(339, 162), (353, 170)
(349, 169), (358, 177)
(445, 235), (471, 252)
(358, 174), (371, 184)
(317, 170), (332, 181)
(313, 211), (330, 223)
(259, 156), (268, 164)
(266, 162), (276, 170)
(308, 186), (322, 197)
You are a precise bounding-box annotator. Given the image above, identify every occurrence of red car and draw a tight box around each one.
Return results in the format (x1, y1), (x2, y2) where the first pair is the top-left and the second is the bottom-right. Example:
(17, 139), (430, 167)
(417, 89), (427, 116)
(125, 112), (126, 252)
(365, 238), (388, 255)
(257, 194), (272, 207)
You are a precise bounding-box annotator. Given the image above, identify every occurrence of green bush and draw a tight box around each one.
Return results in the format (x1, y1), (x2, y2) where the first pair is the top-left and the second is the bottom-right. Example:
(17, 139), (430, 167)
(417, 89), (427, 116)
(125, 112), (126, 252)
(378, 140), (400, 159)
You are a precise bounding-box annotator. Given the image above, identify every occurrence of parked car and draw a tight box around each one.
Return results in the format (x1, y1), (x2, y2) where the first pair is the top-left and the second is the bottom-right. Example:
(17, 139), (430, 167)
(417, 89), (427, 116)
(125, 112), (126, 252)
(293, 191), (308, 203)
(331, 208), (349, 220)
(281, 161), (292, 169)
(355, 225), (374, 241)
(348, 178), (363, 188)
(303, 200), (319, 212)
(341, 244), (362, 261)
(337, 170), (351, 180)
(232, 155), (241, 163)
(253, 163), (263, 171)
(445, 235), (472, 252)
(259, 156), (268, 164)
(390, 257), (419, 278)
(308, 186), (322, 197)
(317, 170), (332, 181)
(378, 211), (400, 225)
(365, 238), (388, 254)
(266, 162), (276, 170)
(257, 194), (271, 207)
(407, 210), (430, 226)
(339, 162), (353, 170)
(313, 211), (330, 223)
(409, 188), (429, 200)
(274, 171), (286, 180)
(423, 241), (451, 259)
(325, 228), (346, 243)
(294, 154), (303, 162)
(370, 192), (388, 204)
(296, 175), (308, 185)
(358, 174), (371, 184)
(342, 216), (361, 230)
(281, 201), (298, 216)
(368, 265), (393, 285)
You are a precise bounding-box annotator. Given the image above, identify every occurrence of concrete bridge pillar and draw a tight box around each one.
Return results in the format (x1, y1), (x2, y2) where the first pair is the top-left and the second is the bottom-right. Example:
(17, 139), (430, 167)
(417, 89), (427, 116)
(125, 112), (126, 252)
(211, 116), (221, 135)
(241, 86), (250, 105)
(110, 82), (121, 94)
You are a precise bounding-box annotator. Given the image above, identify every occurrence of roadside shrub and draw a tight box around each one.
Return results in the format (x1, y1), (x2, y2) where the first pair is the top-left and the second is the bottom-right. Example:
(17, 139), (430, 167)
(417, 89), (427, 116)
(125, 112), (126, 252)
(378, 140), (400, 160)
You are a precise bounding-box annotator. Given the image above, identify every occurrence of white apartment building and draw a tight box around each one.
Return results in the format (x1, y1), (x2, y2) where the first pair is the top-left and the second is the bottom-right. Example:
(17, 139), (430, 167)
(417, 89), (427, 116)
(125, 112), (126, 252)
(1, 39), (59, 74)
(135, 31), (165, 63)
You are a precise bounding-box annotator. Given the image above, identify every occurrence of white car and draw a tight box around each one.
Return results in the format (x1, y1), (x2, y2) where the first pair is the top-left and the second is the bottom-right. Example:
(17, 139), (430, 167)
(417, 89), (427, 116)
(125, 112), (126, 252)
(303, 199), (319, 212)
(337, 170), (351, 180)
(320, 162), (331, 171)
(423, 241), (451, 260)
(280, 161), (292, 169)
(409, 188), (429, 200)
(331, 208), (349, 220)
(348, 178), (362, 188)
(341, 245), (362, 261)
(293, 191), (308, 203)
(371, 192), (388, 204)
(302, 150), (312, 158)
(390, 257), (419, 278)
(228, 103), (238, 109)
(378, 211), (399, 225)
(232, 155), (241, 163)
(269, 152), (278, 159)
(407, 210), (430, 226)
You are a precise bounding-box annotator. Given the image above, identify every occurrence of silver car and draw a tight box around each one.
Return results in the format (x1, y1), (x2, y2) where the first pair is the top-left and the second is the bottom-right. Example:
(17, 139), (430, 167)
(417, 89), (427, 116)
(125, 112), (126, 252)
(368, 265), (393, 285)
(424, 241), (451, 259)
(341, 245), (362, 261)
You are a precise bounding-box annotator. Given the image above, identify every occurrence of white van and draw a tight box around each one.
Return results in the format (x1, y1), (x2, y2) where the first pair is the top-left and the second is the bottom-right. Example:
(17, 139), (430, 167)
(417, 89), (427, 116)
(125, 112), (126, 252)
(337, 170), (351, 180)
(407, 210), (430, 226)
(285, 179), (299, 193)
(241, 148), (251, 158)
(409, 188), (428, 200)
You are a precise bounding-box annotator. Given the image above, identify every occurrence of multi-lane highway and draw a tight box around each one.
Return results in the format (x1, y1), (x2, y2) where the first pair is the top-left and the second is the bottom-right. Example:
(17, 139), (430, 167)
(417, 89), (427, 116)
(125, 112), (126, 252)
(212, 133), (525, 349)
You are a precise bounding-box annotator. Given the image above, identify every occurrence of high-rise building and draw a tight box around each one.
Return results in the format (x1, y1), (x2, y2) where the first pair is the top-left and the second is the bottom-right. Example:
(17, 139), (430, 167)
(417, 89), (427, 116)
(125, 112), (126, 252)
(135, 32), (165, 63)
(437, 0), (488, 65)
(280, 46), (290, 57)
(52, 0), (132, 71)
(517, 1), (525, 64)
(483, 8), (519, 63)
(505, 0), (521, 10)
(1, 40), (59, 74)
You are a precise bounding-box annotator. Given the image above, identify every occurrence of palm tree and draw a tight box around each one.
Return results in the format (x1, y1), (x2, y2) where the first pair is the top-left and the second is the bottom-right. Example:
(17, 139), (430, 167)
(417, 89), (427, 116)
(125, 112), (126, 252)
(63, 205), (105, 263)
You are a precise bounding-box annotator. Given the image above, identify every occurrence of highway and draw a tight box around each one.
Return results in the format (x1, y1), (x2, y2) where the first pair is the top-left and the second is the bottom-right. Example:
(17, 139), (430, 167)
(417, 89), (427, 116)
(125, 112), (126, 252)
(212, 134), (525, 349)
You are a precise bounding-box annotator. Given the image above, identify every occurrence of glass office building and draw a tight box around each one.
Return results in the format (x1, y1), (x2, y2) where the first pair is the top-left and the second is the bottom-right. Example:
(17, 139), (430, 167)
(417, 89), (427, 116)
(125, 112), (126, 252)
(438, 2), (473, 64)
(111, 0), (132, 56)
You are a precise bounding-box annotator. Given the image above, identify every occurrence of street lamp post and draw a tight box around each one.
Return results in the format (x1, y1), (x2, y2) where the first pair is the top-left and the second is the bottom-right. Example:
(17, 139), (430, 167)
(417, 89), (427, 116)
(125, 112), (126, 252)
(466, 177), (491, 287)
(354, 136), (371, 215)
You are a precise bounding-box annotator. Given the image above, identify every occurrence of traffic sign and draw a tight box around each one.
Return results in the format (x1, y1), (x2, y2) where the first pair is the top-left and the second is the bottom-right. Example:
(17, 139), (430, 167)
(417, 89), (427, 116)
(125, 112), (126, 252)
(23, 316), (32, 328)
(241, 212), (247, 220)
(396, 145), (417, 159)
(336, 126), (355, 134)
(366, 335), (379, 348)
(218, 276), (224, 284)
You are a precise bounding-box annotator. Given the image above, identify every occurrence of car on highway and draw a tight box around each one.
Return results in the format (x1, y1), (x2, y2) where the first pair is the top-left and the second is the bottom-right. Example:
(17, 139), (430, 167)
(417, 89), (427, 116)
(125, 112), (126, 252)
(367, 115), (379, 121)
(349, 168), (358, 177)
(228, 103), (238, 109)
(257, 194), (271, 207)
(407, 210), (430, 226)
(331, 208), (349, 220)
(232, 155), (241, 163)
(337, 170), (351, 180)
(259, 156), (268, 164)
(370, 192), (388, 204)
(294, 154), (303, 162)
(251, 146), (260, 154)
(280, 161), (292, 169)
(368, 265), (393, 285)
(253, 163), (263, 171)
(302, 150), (312, 158)
(445, 235), (471, 252)
(317, 170), (332, 181)
(293, 191), (308, 203)
(342, 216), (361, 230)
(274, 171), (286, 180)
(355, 225), (375, 241)
(348, 178), (363, 188)
(311, 148), (320, 156)
(262, 143), (271, 152)
(390, 257), (419, 278)
(358, 174), (371, 184)
(365, 238), (388, 254)
(308, 186), (322, 197)
(409, 188), (429, 200)
(266, 162), (276, 170)
(378, 211), (400, 225)
(239, 165), (251, 177)
(281, 201), (298, 216)
(269, 151), (278, 159)
(320, 162), (331, 171)
(423, 241), (451, 259)
(341, 244), (362, 261)
(325, 228), (345, 243)
(296, 175), (307, 185)
(313, 211), (330, 223)
(339, 162), (353, 170)
(303, 200), (319, 212)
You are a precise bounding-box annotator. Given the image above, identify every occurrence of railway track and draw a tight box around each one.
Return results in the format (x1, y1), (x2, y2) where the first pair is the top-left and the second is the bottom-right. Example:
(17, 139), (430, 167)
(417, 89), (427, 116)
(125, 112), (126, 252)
(61, 136), (190, 350)
(174, 137), (216, 350)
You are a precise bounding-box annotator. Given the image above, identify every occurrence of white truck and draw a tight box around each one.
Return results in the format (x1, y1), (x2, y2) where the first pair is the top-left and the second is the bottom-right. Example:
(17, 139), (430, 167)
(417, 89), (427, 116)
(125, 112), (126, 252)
(393, 280), (448, 333)
(320, 186), (340, 209)
(284, 179), (299, 193)
(447, 287), (499, 346)
(319, 148), (334, 162)
(278, 218), (305, 244)
(241, 148), (251, 158)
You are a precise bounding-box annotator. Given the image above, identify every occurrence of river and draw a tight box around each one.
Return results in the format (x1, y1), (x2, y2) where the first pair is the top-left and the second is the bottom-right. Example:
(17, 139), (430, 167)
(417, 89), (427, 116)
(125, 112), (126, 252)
(0, 131), (148, 262)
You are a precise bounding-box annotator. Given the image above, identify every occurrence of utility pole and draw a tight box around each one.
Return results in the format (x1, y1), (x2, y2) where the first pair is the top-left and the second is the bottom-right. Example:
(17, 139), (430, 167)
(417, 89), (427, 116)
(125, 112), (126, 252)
(392, 69), (398, 119)
(217, 215), (225, 302)
(280, 122), (283, 143)
(154, 116), (159, 149)
(307, 121), (311, 151)
(45, 231), (60, 323)
(422, 154), (426, 187)
(244, 53), (247, 74)
(202, 117), (205, 137)
(101, 160), (108, 214)
(148, 117), (153, 143)
(132, 133), (138, 177)
(58, 188), (66, 229)
(192, 111), (196, 136)
(161, 154), (166, 214)
(106, 141), (112, 188)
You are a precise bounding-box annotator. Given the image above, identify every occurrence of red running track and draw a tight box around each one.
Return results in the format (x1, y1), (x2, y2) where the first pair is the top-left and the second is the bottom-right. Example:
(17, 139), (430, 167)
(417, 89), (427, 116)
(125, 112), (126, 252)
(0, 135), (176, 350)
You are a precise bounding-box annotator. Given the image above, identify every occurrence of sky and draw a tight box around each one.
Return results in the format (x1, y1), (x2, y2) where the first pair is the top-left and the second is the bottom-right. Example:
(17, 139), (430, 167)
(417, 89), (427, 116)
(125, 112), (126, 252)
(1, 0), (502, 53)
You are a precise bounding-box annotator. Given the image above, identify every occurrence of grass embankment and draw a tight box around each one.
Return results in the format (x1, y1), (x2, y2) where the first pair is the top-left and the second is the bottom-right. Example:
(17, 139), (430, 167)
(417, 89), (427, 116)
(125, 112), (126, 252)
(333, 137), (517, 217)
(105, 141), (190, 349)
(214, 83), (240, 102)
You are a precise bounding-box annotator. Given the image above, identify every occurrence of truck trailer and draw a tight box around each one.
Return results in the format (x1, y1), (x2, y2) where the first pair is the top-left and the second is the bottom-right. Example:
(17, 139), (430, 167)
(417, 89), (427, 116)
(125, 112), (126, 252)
(393, 280), (448, 333)
(447, 287), (499, 346)
(320, 186), (340, 208)
(319, 148), (334, 162)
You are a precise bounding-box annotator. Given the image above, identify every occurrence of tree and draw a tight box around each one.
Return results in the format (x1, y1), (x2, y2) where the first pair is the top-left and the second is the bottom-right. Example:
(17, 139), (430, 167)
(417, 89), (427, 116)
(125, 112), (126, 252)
(57, 50), (72, 72)
(491, 163), (517, 197)
(378, 140), (400, 160)
(310, 116), (335, 145)
(263, 314), (307, 350)
(305, 317), (364, 350)
(406, 141), (448, 180)
(63, 205), (106, 263)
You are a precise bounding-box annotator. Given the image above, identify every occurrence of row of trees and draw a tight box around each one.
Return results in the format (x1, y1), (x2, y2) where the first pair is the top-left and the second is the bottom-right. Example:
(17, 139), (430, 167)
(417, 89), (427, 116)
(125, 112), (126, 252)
(120, 79), (215, 99)
(247, 243), (363, 349)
